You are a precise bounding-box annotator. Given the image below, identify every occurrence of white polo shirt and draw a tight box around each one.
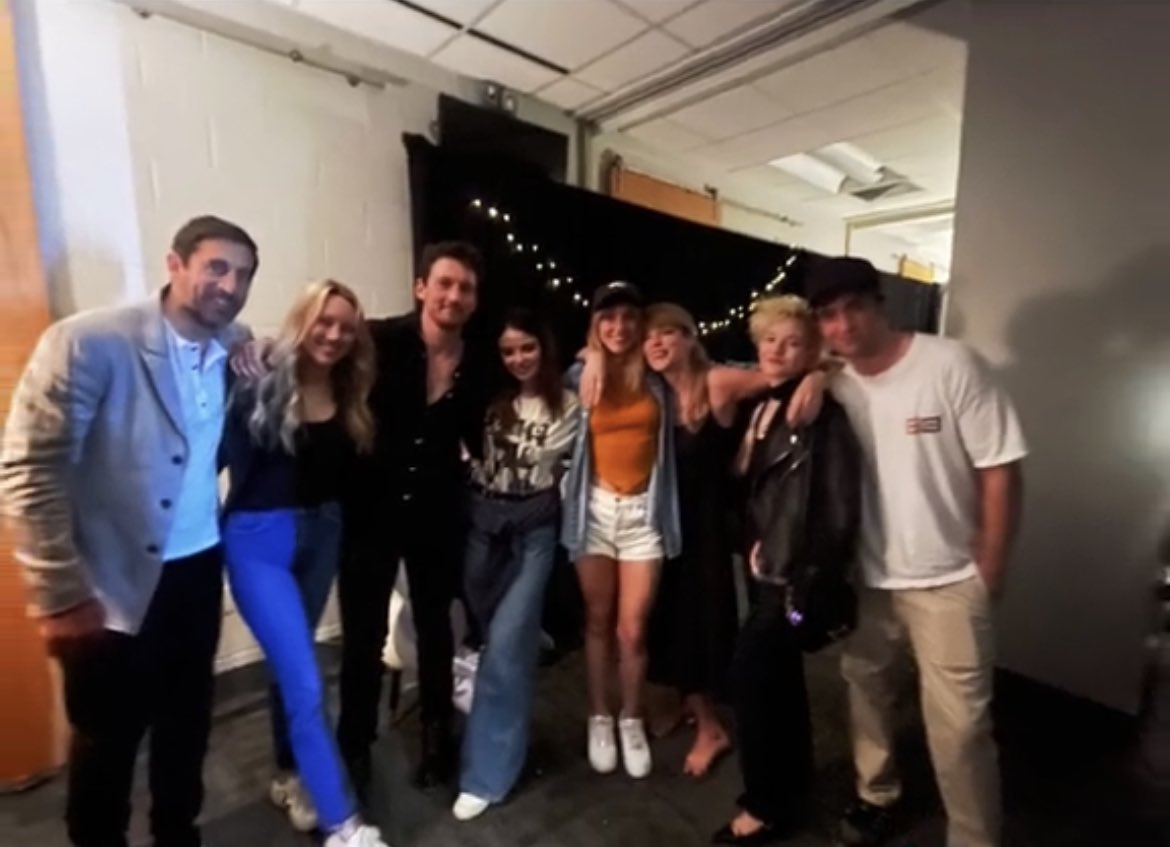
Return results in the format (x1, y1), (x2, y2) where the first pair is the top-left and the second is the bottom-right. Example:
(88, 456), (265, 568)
(163, 319), (227, 560)
(831, 333), (1027, 590)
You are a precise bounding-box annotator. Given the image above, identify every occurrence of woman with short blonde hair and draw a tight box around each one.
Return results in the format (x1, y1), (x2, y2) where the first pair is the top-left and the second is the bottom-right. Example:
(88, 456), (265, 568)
(220, 280), (388, 847)
(714, 293), (861, 846)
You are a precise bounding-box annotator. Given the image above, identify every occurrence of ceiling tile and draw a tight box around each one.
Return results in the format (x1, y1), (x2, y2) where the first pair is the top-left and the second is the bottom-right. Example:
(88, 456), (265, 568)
(753, 33), (911, 115)
(431, 35), (562, 92)
(475, 0), (646, 70)
(406, 0), (499, 25)
(613, 0), (703, 23)
(576, 29), (691, 91)
(668, 85), (788, 141)
(868, 20), (967, 78)
(664, 0), (794, 48)
(295, 0), (457, 57)
(846, 115), (961, 162)
(812, 78), (941, 140)
(697, 114), (833, 170)
(538, 77), (604, 111)
(921, 64), (966, 117)
(625, 118), (712, 152)
(728, 163), (801, 188)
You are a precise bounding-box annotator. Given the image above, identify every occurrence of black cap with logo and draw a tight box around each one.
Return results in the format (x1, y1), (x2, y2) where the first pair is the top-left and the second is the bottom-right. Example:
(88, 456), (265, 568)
(591, 281), (645, 313)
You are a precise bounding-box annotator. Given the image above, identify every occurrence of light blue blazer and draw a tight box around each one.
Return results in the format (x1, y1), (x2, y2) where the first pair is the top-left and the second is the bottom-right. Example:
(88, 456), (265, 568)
(0, 290), (248, 633)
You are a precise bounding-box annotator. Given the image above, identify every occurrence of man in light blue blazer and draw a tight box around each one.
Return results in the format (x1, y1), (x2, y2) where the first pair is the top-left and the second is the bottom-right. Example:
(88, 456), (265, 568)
(1, 216), (257, 847)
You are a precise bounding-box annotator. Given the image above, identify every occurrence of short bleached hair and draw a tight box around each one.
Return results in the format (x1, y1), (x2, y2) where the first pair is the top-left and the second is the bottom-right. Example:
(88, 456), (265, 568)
(748, 294), (819, 345)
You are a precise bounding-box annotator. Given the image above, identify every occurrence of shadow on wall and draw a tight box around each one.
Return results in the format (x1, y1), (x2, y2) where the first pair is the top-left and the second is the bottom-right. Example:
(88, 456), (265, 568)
(950, 246), (1170, 713)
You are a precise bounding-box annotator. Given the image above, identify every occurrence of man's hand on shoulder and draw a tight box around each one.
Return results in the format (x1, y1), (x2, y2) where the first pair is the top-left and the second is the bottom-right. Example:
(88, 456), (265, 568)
(230, 338), (274, 381)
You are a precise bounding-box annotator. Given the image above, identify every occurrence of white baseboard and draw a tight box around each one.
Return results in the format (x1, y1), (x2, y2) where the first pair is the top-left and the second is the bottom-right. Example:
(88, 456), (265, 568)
(214, 622), (342, 674)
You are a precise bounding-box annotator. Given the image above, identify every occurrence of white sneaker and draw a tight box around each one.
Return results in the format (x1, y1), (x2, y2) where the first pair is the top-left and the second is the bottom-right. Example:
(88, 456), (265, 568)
(452, 792), (491, 821)
(618, 716), (652, 779)
(323, 819), (391, 847)
(269, 772), (318, 832)
(587, 714), (617, 773)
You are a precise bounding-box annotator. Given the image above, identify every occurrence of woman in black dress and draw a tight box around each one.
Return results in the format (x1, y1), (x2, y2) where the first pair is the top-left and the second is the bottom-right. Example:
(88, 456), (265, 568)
(641, 303), (772, 776)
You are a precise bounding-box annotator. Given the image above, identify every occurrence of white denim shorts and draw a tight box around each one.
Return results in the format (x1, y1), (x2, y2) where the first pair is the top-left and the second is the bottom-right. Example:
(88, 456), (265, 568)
(583, 486), (664, 561)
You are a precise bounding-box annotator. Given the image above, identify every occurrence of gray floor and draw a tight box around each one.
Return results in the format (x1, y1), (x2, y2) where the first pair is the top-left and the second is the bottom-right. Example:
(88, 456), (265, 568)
(1, 642), (1165, 847)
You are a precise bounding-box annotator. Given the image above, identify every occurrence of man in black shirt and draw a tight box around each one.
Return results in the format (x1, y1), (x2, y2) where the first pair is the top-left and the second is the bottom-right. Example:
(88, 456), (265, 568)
(337, 242), (492, 793)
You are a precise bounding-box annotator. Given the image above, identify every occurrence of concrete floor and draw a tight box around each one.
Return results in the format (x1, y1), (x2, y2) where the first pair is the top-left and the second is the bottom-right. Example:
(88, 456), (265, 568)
(1, 642), (1165, 847)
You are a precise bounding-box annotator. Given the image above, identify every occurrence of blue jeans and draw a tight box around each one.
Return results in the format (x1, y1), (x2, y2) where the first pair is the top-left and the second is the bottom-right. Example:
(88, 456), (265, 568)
(459, 522), (557, 802)
(223, 503), (354, 830)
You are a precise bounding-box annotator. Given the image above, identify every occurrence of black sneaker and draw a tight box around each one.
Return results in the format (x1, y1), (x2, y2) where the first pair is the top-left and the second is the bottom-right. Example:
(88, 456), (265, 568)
(837, 799), (898, 845)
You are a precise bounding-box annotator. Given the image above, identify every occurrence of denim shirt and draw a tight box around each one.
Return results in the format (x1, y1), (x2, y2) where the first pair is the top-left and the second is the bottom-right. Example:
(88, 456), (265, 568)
(559, 364), (681, 560)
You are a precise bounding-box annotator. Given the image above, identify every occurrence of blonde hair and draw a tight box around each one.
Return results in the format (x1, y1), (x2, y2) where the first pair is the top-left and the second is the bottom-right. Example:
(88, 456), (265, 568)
(748, 294), (820, 348)
(588, 298), (645, 398)
(245, 279), (376, 454)
(646, 302), (711, 428)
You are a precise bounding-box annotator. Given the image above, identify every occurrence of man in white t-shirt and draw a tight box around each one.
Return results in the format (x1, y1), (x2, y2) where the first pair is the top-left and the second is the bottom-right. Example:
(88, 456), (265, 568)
(807, 258), (1026, 847)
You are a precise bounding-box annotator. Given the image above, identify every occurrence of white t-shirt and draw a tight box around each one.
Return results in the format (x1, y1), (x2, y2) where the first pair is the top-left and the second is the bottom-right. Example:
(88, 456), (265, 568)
(832, 334), (1027, 590)
(471, 390), (580, 496)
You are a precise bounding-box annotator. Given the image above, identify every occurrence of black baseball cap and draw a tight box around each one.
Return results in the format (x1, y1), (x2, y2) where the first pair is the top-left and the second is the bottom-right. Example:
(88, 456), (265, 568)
(804, 256), (883, 309)
(591, 281), (644, 312)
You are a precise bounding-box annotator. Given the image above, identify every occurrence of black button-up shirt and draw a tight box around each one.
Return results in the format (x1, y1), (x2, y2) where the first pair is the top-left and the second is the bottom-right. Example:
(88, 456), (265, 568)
(360, 312), (491, 508)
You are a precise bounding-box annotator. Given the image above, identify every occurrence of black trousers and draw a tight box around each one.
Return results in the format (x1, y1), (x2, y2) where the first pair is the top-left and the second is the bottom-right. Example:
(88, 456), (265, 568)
(337, 494), (465, 753)
(59, 547), (223, 847)
(732, 583), (814, 826)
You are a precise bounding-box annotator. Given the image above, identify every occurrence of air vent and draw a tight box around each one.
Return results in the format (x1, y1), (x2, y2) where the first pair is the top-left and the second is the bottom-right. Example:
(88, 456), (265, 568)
(845, 169), (921, 203)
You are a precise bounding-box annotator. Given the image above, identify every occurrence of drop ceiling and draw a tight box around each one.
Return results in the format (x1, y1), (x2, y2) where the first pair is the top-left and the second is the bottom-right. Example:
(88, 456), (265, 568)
(605, 0), (970, 220)
(263, 1), (812, 105)
(262, 0), (969, 257)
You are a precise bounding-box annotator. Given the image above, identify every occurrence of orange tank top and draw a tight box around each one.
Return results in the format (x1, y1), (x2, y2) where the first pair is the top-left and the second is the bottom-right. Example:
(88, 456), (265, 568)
(589, 387), (659, 494)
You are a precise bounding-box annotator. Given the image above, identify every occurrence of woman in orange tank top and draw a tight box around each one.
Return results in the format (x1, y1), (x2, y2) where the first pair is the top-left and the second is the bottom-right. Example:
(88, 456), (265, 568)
(561, 282), (680, 781)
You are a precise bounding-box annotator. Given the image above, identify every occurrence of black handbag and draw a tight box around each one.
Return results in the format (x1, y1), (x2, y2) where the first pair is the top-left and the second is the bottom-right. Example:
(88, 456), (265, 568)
(786, 568), (857, 653)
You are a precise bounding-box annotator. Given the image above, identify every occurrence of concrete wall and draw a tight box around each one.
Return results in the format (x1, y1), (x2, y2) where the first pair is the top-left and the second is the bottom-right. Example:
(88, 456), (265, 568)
(947, 0), (1170, 713)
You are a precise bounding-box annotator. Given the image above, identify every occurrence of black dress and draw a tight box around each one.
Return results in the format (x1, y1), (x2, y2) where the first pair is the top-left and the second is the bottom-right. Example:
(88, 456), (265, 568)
(647, 414), (740, 698)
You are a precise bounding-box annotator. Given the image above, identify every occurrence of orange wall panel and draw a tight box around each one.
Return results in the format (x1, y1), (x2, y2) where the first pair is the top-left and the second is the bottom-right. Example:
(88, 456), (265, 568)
(0, 0), (66, 789)
(608, 166), (720, 228)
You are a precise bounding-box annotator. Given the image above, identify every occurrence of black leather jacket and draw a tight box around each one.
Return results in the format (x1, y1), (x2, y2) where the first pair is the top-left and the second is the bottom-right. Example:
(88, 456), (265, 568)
(746, 379), (862, 649)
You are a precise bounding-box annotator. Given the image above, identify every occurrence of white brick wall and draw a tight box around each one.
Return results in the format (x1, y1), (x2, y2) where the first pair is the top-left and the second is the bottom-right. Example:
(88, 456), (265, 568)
(120, 9), (425, 336)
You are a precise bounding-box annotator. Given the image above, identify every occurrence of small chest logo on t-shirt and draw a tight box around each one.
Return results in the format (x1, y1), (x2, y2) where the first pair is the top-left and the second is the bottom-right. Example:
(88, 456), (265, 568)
(905, 415), (942, 435)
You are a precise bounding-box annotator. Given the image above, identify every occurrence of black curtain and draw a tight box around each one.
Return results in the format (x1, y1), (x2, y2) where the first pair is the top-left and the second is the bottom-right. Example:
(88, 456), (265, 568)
(403, 134), (941, 360)
(402, 135), (942, 651)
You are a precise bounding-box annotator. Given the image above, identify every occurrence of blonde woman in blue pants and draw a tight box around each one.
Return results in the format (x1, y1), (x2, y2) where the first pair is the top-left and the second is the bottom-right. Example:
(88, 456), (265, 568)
(221, 280), (389, 847)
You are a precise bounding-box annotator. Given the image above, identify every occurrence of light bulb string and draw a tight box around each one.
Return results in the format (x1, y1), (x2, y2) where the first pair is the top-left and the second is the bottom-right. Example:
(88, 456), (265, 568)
(467, 196), (803, 331)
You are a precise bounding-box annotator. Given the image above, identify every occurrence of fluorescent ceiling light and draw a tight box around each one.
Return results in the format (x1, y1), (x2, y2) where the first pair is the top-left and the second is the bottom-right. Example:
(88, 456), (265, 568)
(816, 142), (884, 186)
(768, 152), (847, 193)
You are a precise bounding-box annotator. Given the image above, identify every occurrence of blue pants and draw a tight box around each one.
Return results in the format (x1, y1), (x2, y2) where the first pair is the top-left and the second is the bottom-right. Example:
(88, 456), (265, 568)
(223, 504), (354, 830)
(459, 522), (557, 802)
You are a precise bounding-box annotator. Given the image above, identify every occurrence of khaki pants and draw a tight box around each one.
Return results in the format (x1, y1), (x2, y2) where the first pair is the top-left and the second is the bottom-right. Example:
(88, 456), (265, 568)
(841, 576), (1001, 847)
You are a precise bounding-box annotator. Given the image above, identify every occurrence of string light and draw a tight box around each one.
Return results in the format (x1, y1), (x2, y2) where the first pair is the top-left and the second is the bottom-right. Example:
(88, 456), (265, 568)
(467, 194), (802, 322)
(469, 196), (589, 311)
(700, 250), (802, 336)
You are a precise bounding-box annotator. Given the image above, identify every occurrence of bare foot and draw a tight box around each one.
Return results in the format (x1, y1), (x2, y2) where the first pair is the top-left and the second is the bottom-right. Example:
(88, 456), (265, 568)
(682, 725), (732, 777)
(730, 810), (766, 837)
